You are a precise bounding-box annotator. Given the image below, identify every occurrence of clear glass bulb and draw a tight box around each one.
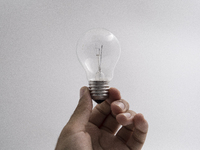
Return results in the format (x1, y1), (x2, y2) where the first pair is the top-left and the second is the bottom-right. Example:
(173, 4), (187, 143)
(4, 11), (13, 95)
(77, 28), (121, 103)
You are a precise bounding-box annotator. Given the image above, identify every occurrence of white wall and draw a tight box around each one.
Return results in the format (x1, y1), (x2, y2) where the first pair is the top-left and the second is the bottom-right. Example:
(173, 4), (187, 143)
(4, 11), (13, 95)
(1, 0), (200, 149)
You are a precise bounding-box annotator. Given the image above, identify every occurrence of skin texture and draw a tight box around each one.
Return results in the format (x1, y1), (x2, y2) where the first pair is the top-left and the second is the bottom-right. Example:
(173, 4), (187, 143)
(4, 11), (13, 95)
(55, 87), (148, 150)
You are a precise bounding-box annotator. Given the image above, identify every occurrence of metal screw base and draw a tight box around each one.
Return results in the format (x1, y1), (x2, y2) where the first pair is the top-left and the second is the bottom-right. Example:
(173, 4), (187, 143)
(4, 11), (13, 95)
(89, 81), (109, 104)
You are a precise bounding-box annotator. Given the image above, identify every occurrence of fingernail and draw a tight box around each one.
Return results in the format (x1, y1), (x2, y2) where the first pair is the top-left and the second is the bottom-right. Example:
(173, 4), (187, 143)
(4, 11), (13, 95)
(80, 87), (86, 98)
(116, 102), (125, 110)
(124, 113), (131, 118)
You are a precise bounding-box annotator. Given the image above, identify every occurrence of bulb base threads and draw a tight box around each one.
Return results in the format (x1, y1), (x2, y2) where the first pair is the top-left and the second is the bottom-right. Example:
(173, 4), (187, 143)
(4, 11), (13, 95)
(89, 81), (109, 104)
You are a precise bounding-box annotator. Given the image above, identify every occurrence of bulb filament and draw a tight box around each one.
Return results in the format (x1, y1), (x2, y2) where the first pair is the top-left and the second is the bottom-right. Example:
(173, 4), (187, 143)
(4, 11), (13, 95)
(96, 45), (103, 72)
(95, 45), (104, 80)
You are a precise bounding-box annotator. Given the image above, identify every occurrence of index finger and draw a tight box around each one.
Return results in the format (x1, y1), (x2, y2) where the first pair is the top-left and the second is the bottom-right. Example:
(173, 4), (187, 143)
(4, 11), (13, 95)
(89, 87), (121, 127)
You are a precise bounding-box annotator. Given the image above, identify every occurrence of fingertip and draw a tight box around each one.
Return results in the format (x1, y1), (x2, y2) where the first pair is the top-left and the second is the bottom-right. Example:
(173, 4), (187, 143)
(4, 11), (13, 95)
(109, 87), (121, 97)
(111, 99), (130, 116)
(134, 113), (149, 133)
(79, 86), (92, 109)
(116, 113), (133, 126)
(80, 86), (86, 97)
(80, 86), (90, 98)
(106, 87), (121, 104)
(111, 101), (125, 116)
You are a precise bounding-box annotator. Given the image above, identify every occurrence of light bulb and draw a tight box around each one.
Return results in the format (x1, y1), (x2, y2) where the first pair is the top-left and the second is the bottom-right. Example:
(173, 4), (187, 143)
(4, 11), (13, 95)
(77, 28), (121, 103)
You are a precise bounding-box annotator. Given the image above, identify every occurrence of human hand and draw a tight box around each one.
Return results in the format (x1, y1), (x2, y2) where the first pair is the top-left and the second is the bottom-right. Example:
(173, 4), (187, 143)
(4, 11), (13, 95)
(55, 86), (148, 150)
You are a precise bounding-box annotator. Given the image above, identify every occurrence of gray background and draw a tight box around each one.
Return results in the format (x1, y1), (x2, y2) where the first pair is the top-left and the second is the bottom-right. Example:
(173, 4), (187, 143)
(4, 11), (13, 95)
(1, 0), (200, 149)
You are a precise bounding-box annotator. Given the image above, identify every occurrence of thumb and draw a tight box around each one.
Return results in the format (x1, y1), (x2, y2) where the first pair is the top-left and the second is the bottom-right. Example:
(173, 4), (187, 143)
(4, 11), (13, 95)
(68, 86), (93, 129)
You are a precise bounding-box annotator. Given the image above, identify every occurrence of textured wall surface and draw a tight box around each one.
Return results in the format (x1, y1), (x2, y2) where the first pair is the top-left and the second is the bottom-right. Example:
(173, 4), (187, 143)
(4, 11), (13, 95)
(1, 0), (200, 149)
